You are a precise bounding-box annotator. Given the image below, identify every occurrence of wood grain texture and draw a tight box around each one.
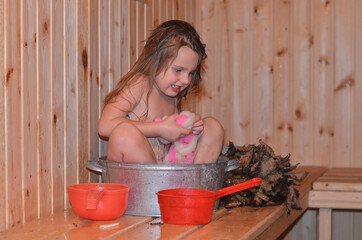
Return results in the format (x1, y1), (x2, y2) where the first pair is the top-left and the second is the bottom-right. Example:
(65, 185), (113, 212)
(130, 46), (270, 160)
(77, 0), (89, 184)
(22, 0), (37, 222)
(5, 0), (22, 228)
(1, 0), (362, 237)
(51, 0), (65, 212)
(0, 0), (5, 231)
(65, 0), (77, 208)
(38, 0), (52, 219)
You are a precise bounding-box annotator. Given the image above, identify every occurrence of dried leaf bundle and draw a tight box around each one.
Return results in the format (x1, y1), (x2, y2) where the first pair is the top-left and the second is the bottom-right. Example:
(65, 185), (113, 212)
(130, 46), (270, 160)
(221, 140), (307, 213)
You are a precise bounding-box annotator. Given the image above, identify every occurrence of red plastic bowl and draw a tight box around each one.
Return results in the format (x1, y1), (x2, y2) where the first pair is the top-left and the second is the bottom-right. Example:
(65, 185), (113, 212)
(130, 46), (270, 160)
(68, 183), (129, 220)
(157, 178), (261, 225)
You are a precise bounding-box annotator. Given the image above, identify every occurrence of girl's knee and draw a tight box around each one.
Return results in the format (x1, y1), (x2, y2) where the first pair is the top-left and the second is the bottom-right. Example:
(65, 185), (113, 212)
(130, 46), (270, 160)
(109, 122), (144, 147)
(203, 117), (224, 139)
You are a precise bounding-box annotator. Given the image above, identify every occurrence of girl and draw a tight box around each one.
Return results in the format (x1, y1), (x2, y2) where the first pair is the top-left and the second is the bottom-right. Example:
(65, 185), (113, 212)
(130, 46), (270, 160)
(98, 20), (224, 164)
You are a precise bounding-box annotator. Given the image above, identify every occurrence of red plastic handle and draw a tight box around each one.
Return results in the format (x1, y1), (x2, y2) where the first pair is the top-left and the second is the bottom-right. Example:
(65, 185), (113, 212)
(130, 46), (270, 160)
(214, 178), (262, 199)
(86, 189), (105, 209)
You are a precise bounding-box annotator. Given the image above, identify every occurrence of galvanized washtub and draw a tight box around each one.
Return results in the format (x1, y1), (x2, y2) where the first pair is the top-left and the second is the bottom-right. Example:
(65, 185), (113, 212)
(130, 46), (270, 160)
(87, 156), (239, 217)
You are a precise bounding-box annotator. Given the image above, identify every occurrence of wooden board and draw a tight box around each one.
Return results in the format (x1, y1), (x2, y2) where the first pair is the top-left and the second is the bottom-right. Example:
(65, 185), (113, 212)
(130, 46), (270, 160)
(312, 168), (362, 191)
(184, 166), (327, 240)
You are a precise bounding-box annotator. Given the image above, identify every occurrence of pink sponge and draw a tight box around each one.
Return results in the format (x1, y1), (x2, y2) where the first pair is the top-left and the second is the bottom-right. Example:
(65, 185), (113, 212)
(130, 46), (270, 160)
(164, 111), (197, 164)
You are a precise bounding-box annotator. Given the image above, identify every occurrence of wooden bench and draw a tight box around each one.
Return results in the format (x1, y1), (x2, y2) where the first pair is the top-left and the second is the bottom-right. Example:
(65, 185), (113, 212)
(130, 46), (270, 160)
(0, 166), (326, 240)
(308, 168), (362, 240)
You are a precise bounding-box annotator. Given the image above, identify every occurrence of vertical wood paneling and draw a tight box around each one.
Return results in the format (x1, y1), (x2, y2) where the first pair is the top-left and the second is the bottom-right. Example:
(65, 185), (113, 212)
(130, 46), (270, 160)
(51, 0), (65, 212)
(38, 0), (52, 218)
(213, 0), (232, 142)
(77, 0), (89, 183)
(120, 0), (130, 75)
(0, 0), (199, 230)
(333, 0), (354, 167)
(64, 0), (77, 206)
(251, 0), (273, 145)
(88, 0), (100, 183)
(99, 0), (109, 157)
(332, 0), (356, 236)
(355, 0), (362, 168)
(110, 0), (121, 89)
(129, 0), (136, 66)
(22, 0), (37, 222)
(198, 0), (215, 119)
(272, 0), (292, 156)
(0, 0), (5, 231)
(291, 0), (313, 165)
(231, 0), (253, 144)
(2, 0), (362, 236)
(152, 0), (159, 28)
(311, 0), (334, 167)
(89, 0), (99, 167)
(137, 1), (146, 58)
(5, 0), (22, 228)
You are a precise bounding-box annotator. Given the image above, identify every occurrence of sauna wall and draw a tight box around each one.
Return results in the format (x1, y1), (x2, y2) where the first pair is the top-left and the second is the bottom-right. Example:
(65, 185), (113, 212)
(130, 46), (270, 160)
(0, 0), (197, 230)
(1, 0), (362, 238)
(197, 0), (362, 239)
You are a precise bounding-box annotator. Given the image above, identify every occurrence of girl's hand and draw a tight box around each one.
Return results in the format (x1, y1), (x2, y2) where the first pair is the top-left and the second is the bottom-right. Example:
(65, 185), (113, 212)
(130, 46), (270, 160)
(192, 113), (204, 135)
(158, 113), (192, 142)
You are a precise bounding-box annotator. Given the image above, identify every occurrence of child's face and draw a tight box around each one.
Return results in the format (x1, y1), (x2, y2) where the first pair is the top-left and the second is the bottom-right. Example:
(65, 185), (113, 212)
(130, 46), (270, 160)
(155, 46), (199, 98)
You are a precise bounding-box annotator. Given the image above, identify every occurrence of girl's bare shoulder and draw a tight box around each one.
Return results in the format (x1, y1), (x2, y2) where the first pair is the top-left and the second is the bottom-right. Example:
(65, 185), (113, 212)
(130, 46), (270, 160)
(106, 75), (150, 115)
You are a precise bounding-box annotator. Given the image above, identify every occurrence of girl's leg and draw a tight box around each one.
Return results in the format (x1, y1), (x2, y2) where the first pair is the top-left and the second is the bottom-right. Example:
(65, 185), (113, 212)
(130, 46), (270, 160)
(107, 122), (157, 163)
(193, 117), (225, 164)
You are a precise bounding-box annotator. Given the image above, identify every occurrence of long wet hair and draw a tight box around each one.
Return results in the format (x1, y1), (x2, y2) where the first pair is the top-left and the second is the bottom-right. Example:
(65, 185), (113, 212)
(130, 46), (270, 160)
(104, 20), (207, 115)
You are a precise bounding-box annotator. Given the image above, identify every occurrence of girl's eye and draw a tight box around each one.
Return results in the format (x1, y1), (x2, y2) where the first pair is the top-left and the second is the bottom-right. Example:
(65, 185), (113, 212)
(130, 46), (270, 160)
(175, 68), (182, 73)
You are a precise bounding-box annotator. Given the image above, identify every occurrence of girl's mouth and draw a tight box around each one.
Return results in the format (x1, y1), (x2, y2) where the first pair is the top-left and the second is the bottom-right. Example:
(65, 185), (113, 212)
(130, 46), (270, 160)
(171, 84), (181, 92)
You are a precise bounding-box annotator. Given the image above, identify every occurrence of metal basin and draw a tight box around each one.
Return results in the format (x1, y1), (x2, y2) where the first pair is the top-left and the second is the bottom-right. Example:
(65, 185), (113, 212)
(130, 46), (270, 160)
(87, 156), (238, 217)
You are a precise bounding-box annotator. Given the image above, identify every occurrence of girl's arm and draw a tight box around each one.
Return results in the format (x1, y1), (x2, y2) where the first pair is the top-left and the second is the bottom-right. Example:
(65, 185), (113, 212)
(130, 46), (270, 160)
(98, 79), (191, 141)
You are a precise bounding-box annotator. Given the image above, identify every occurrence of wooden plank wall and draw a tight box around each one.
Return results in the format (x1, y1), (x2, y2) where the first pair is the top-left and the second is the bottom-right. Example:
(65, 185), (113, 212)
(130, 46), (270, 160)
(197, 0), (362, 239)
(1, 0), (362, 238)
(0, 0), (196, 230)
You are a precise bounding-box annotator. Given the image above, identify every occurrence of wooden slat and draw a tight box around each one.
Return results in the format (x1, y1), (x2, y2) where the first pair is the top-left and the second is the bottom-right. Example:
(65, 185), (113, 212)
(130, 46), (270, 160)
(129, 0), (137, 66)
(22, 0), (37, 222)
(0, 0), (5, 231)
(65, 0), (77, 207)
(120, 0), (130, 75)
(38, 0), (52, 217)
(77, 0), (89, 183)
(272, 0), (293, 156)
(136, 0), (145, 58)
(89, 0), (100, 181)
(312, 168), (362, 191)
(333, 0), (354, 167)
(319, 208), (332, 240)
(184, 166), (326, 240)
(355, 0), (362, 168)
(99, 0), (109, 158)
(64, 215), (152, 240)
(0, 210), (87, 240)
(160, 0), (166, 23)
(5, 0), (22, 228)
(309, 191), (362, 209)
(110, 0), (121, 89)
(291, 0), (313, 165)
(151, 0), (160, 28)
(251, 0), (274, 146)
(198, 0), (216, 119)
(311, 0), (334, 168)
(51, 0), (65, 212)
(114, 208), (227, 240)
(227, 0), (253, 145)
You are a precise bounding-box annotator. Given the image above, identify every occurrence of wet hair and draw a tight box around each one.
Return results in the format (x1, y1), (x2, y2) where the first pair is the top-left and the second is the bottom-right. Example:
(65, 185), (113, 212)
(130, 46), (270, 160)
(104, 20), (207, 113)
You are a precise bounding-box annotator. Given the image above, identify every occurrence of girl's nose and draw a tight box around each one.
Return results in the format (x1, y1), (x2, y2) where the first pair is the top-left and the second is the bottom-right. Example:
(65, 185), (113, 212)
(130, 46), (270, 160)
(180, 73), (191, 85)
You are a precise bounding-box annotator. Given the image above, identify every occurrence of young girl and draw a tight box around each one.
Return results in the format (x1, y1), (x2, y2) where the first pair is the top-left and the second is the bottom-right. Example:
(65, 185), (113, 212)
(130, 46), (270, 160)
(98, 20), (224, 164)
